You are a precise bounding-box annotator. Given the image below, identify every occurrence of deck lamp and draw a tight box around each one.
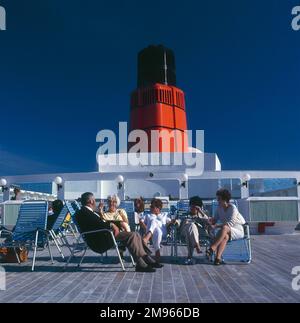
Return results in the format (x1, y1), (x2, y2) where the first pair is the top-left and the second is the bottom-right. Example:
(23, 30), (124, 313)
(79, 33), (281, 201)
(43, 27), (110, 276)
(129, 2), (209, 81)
(0, 178), (8, 192)
(180, 173), (188, 188)
(242, 174), (251, 188)
(116, 175), (124, 190)
(54, 176), (63, 190)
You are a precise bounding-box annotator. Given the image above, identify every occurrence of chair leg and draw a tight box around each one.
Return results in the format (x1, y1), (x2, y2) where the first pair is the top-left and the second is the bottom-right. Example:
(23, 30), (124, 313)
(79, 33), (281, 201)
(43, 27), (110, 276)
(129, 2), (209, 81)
(78, 247), (87, 267)
(47, 236), (54, 264)
(130, 255), (135, 267)
(32, 231), (39, 271)
(62, 235), (73, 253)
(111, 234), (125, 271)
(13, 247), (21, 264)
(64, 243), (76, 269)
(50, 231), (65, 259)
(69, 223), (78, 239)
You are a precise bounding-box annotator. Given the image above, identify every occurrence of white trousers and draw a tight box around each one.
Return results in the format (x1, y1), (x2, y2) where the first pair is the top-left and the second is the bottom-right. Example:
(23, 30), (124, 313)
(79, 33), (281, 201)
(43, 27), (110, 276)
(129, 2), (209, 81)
(147, 218), (167, 252)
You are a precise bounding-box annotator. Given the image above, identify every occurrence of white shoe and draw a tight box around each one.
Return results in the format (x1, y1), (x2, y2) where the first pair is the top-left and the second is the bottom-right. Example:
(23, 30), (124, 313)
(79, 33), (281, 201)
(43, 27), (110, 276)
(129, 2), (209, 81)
(184, 258), (195, 265)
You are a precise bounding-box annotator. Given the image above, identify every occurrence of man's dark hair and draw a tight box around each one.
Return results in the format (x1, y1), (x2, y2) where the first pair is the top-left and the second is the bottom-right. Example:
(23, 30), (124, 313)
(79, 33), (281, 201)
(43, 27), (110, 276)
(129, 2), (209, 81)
(14, 187), (21, 194)
(216, 189), (231, 203)
(52, 199), (64, 215)
(81, 192), (94, 206)
(150, 198), (163, 210)
(189, 196), (203, 208)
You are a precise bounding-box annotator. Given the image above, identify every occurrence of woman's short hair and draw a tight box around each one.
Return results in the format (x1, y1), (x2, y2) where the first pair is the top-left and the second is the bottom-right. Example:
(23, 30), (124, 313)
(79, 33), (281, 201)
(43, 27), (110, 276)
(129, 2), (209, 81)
(189, 196), (203, 208)
(216, 189), (231, 203)
(134, 197), (145, 213)
(150, 198), (163, 210)
(107, 194), (121, 207)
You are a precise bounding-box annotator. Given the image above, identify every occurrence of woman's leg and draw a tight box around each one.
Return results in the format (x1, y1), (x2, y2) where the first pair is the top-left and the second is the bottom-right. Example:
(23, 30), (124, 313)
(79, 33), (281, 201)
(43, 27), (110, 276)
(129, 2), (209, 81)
(187, 223), (201, 254)
(152, 227), (163, 262)
(210, 225), (231, 252)
(215, 233), (229, 260)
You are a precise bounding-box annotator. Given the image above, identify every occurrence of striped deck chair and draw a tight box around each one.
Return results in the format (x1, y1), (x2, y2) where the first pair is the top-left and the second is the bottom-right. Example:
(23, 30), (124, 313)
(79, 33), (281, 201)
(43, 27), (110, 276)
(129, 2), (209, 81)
(119, 200), (135, 231)
(45, 203), (71, 258)
(0, 200), (52, 271)
(65, 200), (134, 271)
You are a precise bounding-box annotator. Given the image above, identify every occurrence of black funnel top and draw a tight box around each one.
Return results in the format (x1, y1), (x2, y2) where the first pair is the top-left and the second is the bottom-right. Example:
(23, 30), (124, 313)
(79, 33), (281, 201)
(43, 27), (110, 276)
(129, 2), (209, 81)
(137, 45), (176, 87)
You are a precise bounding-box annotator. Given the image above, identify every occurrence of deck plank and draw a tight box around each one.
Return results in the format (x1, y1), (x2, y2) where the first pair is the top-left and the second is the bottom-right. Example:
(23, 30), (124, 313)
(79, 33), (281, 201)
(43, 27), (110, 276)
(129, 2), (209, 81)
(0, 234), (300, 303)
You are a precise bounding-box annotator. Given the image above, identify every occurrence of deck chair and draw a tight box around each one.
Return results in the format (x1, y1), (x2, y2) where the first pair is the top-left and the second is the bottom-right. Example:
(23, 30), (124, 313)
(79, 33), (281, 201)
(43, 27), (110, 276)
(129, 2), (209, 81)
(218, 223), (252, 264)
(119, 200), (135, 231)
(0, 200), (52, 271)
(65, 200), (134, 271)
(45, 203), (71, 257)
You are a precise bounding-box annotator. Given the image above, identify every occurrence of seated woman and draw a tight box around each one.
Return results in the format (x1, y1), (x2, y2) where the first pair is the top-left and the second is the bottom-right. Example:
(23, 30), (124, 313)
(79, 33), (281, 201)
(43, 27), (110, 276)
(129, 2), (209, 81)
(98, 194), (131, 232)
(142, 198), (173, 263)
(207, 188), (246, 265)
(134, 197), (146, 234)
(180, 196), (209, 265)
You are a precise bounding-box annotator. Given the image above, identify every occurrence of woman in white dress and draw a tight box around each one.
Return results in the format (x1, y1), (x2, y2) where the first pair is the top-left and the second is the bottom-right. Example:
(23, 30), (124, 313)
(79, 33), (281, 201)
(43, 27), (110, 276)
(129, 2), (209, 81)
(207, 189), (246, 265)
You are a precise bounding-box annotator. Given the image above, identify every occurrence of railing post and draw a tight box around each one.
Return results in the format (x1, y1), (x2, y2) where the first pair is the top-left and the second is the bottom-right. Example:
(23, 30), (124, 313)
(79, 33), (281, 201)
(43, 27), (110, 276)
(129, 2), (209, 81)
(295, 178), (300, 231)
(179, 180), (189, 199)
(117, 182), (125, 200)
(57, 184), (65, 201)
(241, 181), (250, 199)
(3, 187), (10, 202)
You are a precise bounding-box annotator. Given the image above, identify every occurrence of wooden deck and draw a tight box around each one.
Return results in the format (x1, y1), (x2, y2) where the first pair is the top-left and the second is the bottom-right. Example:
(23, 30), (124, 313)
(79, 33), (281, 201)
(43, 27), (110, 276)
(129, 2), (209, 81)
(0, 234), (300, 303)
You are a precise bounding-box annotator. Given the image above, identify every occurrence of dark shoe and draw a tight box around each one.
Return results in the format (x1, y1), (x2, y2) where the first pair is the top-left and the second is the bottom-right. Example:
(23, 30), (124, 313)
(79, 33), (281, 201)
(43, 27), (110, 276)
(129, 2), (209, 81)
(206, 247), (213, 259)
(135, 265), (156, 273)
(214, 258), (225, 266)
(143, 255), (163, 268)
(149, 262), (164, 268)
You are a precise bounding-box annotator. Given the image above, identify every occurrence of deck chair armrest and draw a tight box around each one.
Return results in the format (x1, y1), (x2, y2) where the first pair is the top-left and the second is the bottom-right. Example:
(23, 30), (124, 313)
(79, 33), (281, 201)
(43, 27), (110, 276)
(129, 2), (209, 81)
(0, 229), (13, 238)
(243, 223), (250, 239)
(81, 228), (113, 236)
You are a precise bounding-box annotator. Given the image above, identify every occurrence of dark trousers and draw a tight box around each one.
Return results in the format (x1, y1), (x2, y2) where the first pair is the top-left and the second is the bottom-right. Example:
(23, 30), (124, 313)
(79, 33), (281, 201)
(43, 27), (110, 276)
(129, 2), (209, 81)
(116, 231), (151, 261)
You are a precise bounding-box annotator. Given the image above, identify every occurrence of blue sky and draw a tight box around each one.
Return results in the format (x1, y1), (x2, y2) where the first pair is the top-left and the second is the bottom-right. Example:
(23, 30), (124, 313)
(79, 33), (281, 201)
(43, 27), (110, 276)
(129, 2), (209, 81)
(0, 0), (299, 175)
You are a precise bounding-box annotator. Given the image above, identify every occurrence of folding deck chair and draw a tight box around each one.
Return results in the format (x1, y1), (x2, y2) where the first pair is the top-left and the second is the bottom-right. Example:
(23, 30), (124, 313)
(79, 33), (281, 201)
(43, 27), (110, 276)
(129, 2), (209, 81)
(0, 200), (56, 271)
(64, 200), (134, 271)
(119, 200), (135, 231)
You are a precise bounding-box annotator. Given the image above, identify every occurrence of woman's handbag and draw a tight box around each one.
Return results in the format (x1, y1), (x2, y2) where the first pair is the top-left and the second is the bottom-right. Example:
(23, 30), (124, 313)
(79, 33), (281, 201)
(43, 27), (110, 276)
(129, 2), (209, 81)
(0, 246), (28, 263)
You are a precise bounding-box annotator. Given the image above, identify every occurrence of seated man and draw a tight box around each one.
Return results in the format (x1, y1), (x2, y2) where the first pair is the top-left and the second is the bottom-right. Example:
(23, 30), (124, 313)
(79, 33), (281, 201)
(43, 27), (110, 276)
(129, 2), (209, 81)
(75, 192), (162, 272)
(142, 198), (174, 263)
(98, 194), (131, 232)
(179, 196), (210, 265)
